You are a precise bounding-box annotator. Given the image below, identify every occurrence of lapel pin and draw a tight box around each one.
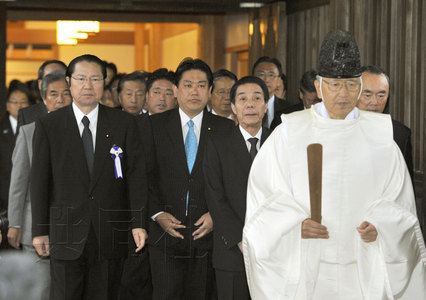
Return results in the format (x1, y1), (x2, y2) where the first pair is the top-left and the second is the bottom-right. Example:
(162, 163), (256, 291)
(208, 127), (211, 131)
(106, 134), (110, 138)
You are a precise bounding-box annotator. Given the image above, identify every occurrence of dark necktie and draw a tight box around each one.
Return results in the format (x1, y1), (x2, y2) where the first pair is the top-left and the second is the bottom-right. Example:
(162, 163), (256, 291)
(248, 137), (258, 161)
(82, 116), (94, 176)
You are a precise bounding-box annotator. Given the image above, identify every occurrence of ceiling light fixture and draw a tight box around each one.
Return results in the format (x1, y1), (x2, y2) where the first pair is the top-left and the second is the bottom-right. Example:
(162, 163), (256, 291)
(57, 21), (100, 45)
(240, 2), (265, 8)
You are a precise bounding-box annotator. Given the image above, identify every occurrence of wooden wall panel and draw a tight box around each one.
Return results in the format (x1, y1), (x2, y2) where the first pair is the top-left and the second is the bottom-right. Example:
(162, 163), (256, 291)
(0, 4), (5, 109)
(285, 5), (329, 103)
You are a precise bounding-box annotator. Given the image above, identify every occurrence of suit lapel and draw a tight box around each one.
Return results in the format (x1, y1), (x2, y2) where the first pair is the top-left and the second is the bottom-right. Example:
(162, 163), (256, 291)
(192, 111), (217, 174)
(260, 127), (270, 146)
(90, 105), (110, 191)
(167, 109), (188, 173)
(65, 105), (90, 189)
(232, 125), (252, 172)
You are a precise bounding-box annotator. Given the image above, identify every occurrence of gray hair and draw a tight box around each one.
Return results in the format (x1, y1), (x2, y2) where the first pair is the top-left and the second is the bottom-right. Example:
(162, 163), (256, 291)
(40, 69), (67, 100)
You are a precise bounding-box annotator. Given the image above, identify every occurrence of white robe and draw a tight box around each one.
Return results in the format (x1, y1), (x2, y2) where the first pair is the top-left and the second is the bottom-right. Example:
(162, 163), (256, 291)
(243, 103), (426, 300)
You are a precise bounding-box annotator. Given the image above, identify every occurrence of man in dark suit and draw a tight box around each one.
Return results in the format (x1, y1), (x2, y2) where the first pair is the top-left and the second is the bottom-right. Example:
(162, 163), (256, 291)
(31, 54), (148, 299)
(143, 59), (233, 299)
(270, 69), (321, 129)
(252, 56), (292, 129)
(204, 76), (271, 299)
(356, 65), (413, 178)
(17, 59), (67, 130)
(0, 82), (29, 214)
(118, 71), (147, 116)
(144, 68), (177, 115)
(356, 65), (422, 231)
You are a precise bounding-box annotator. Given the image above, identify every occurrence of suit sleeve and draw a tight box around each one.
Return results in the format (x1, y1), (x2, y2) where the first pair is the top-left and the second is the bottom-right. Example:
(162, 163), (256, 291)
(139, 117), (163, 216)
(30, 120), (52, 237)
(404, 129), (414, 180)
(8, 127), (30, 227)
(204, 136), (244, 249)
(126, 117), (148, 229)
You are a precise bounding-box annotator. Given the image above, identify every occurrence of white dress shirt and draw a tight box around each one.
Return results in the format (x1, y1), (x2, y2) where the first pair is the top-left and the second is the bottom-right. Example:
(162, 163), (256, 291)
(211, 109), (233, 120)
(72, 102), (99, 151)
(9, 115), (17, 134)
(266, 95), (275, 127)
(179, 108), (203, 144)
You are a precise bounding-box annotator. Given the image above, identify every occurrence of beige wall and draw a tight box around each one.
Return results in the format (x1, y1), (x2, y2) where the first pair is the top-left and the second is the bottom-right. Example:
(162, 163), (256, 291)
(59, 44), (135, 74)
(6, 60), (42, 85)
(161, 29), (198, 71)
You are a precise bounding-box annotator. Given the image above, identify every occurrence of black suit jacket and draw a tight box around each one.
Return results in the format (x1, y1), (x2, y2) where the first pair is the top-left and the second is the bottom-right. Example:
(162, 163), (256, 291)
(270, 101), (305, 130)
(204, 125), (270, 271)
(0, 116), (15, 211)
(31, 104), (147, 260)
(142, 109), (234, 252)
(263, 96), (293, 129)
(17, 102), (48, 129)
(392, 119), (413, 179)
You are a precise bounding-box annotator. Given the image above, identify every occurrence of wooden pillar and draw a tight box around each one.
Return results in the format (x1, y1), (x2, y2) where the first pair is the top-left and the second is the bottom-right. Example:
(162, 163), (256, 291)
(134, 23), (145, 71)
(148, 23), (162, 72)
(198, 15), (225, 71)
(0, 4), (6, 112)
(248, 2), (286, 71)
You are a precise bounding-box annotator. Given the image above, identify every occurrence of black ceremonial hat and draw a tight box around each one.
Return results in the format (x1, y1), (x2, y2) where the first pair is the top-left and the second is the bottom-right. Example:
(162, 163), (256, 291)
(318, 30), (361, 78)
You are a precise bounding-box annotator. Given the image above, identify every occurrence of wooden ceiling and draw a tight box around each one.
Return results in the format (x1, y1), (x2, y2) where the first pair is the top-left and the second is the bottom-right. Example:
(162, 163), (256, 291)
(4, 0), (276, 14)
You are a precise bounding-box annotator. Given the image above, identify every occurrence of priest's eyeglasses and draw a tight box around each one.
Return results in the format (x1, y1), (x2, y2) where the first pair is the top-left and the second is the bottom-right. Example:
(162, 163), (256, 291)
(322, 79), (360, 92)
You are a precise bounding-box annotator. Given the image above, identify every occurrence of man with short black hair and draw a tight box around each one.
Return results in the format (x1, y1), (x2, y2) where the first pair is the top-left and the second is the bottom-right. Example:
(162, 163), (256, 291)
(209, 69), (237, 119)
(143, 58), (234, 299)
(31, 54), (148, 299)
(252, 56), (292, 128)
(205, 75), (270, 300)
(118, 71), (147, 116)
(144, 68), (177, 115)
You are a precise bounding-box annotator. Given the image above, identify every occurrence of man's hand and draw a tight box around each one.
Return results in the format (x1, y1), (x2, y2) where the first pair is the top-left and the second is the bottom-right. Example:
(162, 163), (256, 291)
(357, 221), (377, 243)
(33, 235), (50, 256)
(302, 218), (329, 239)
(132, 228), (148, 252)
(7, 227), (22, 249)
(238, 241), (243, 253)
(192, 212), (213, 240)
(156, 212), (186, 239)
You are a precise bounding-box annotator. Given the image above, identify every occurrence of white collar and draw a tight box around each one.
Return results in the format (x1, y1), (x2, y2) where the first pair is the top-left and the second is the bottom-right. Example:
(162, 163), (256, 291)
(9, 115), (17, 134)
(72, 102), (99, 125)
(317, 102), (359, 120)
(179, 108), (203, 129)
(239, 125), (262, 141)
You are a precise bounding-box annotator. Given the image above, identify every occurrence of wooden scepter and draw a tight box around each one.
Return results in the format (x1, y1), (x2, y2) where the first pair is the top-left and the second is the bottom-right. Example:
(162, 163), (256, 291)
(307, 143), (323, 223)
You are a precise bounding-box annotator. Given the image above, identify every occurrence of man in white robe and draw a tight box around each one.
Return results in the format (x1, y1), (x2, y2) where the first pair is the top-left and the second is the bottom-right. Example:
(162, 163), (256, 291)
(243, 30), (426, 300)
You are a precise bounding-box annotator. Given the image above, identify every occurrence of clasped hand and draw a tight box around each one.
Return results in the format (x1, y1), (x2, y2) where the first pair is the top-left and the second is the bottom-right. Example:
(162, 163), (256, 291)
(302, 219), (377, 242)
(156, 212), (213, 240)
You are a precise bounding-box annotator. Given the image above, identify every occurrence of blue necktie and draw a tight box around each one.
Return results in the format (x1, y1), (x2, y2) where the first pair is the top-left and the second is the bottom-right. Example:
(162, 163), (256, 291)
(185, 120), (198, 173)
(184, 120), (197, 216)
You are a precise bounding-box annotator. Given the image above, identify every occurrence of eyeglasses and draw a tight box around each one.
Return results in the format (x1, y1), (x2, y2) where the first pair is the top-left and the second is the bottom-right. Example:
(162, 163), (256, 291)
(255, 72), (278, 79)
(71, 76), (104, 85)
(8, 100), (29, 105)
(213, 89), (231, 97)
(322, 79), (360, 92)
